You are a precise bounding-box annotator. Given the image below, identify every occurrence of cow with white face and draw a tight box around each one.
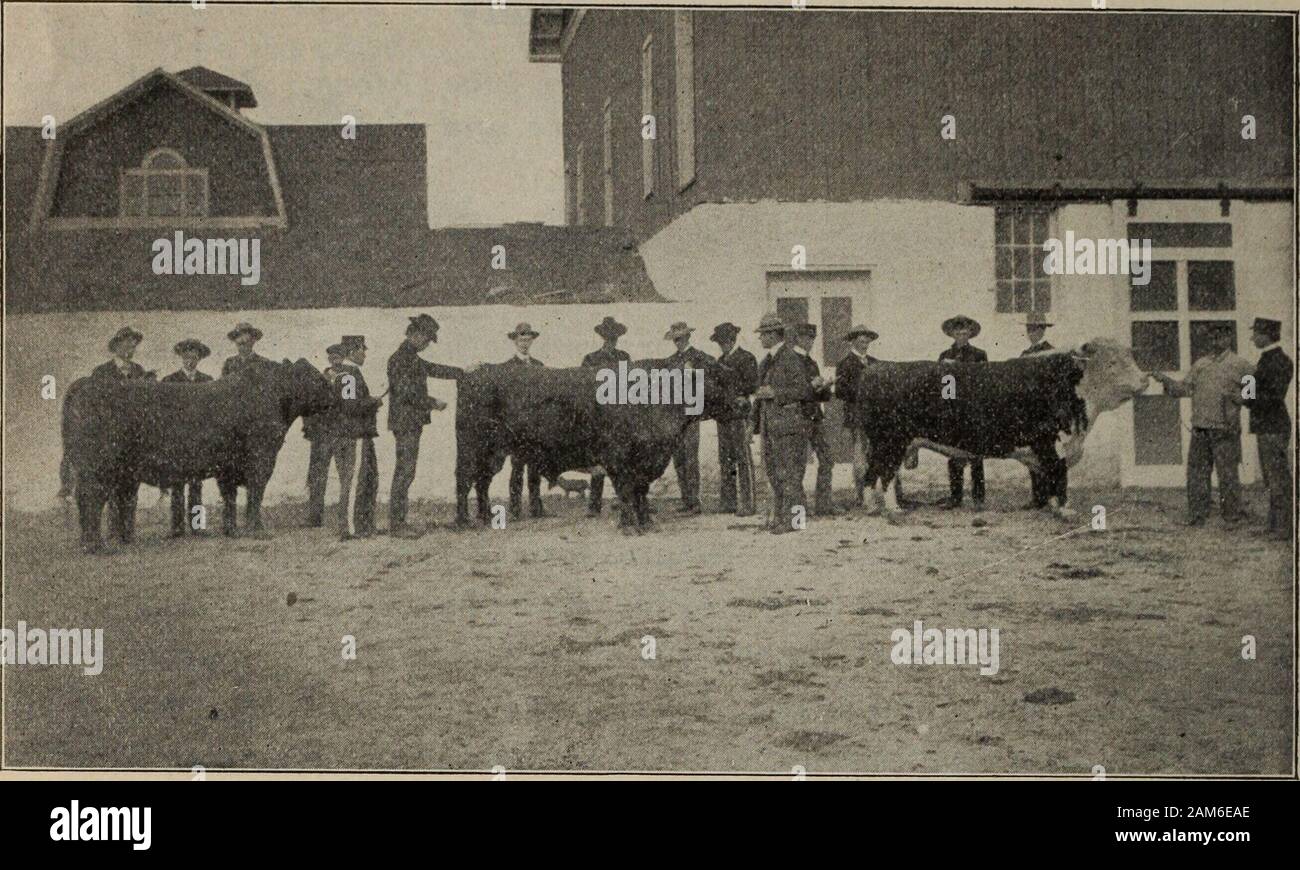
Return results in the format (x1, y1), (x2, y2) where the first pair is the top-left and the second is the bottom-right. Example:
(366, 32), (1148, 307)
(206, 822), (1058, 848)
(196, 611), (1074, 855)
(851, 338), (1148, 520)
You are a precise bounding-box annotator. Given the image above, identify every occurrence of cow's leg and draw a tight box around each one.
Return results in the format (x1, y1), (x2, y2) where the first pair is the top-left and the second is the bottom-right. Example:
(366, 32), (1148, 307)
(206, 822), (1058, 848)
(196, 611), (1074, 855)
(475, 474), (492, 525)
(244, 480), (273, 538)
(611, 475), (639, 533)
(851, 429), (869, 507)
(218, 474), (239, 537)
(76, 476), (108, 553)
(868, 441), (908, 523)
(1032, 441), (1073, 519)
(636, 481), (655, 530)
(110, 479), (139, 545)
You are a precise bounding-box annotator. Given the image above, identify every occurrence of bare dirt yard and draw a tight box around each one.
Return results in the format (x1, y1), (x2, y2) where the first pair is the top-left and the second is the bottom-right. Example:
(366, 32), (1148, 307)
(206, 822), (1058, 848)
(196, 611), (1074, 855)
(3, 484), (1293, 775)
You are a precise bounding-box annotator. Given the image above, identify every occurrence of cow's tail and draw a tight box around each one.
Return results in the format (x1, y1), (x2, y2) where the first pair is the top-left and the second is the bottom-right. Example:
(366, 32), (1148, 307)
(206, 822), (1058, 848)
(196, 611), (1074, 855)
(57, 378), (88, 499)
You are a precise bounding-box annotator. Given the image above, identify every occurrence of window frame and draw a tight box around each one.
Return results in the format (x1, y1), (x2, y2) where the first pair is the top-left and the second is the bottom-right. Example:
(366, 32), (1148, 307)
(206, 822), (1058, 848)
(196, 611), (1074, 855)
(641, 33), (655, 201)
(993, 204), (1054, 314)
(120, 148), (209, 218)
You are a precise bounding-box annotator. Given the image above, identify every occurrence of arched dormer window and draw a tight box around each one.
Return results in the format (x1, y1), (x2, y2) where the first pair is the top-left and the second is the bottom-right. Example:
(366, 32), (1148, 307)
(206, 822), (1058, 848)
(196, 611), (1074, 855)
(121, 148), (209, 217)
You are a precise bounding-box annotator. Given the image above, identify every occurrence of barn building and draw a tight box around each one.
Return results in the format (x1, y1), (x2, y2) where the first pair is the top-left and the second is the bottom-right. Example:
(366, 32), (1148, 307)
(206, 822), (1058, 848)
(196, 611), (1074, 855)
(530, 8), (1295, 487)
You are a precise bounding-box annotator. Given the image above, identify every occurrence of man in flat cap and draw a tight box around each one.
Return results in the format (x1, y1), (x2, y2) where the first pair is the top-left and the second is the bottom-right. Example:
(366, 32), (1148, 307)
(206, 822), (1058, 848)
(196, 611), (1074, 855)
(1240, 317), (1293, 540)
(791, 322), (838, 516)
(1021, 313), (1056, 509)
(665, 321), (714, 515)
(1152, 326), (1254, 526)
(504, 323), (547, 519)
(753, 312), (815, 533)
(344, 335), (382, 538)
(581, 317), (632, 517)
(835, 324), (880, 507)
(221, 322), (270, 378)
(939, 315), (989, 510)
(387, 313), (465, 538)
(162, 339), (214, 537)
(93, 327), (148, 381)
(711, 322), (758, 516)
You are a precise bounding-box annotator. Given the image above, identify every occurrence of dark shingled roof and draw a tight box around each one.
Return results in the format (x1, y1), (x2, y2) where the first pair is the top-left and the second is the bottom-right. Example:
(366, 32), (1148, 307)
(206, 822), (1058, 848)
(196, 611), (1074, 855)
(176, 66), (257, 108)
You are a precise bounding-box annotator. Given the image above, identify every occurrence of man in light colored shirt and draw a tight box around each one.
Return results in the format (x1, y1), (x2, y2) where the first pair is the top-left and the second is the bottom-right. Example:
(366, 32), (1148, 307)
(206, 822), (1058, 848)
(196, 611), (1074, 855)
(1152, 330), (1255, 525)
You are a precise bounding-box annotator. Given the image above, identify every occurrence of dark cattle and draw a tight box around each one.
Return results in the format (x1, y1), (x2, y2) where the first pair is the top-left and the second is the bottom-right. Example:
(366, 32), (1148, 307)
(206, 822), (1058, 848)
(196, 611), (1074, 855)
(852, 338), (1148, 518)
(61, 359), (336, 551)
(454, 359), (738, 531)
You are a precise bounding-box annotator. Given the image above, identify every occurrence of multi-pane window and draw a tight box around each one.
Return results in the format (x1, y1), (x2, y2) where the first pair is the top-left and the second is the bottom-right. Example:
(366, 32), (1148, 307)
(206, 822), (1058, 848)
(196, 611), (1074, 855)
(994, 206), (1052, 313)
(121, 148), (208, 217)
(641, 35), (654, 200)
(673, 11), (696, 190)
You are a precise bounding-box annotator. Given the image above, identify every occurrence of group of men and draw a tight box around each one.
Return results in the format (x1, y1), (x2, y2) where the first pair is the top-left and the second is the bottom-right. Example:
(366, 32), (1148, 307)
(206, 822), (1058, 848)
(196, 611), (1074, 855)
(79, 307), (1293, 542)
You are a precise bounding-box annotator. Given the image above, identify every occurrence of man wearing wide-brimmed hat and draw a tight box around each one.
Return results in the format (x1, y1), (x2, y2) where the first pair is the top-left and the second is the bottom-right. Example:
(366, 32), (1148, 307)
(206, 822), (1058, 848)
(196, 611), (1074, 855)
(834, 324), (881, 506)
(386, 312), (465, 538)
(221, 322), (270, 378)
(162, 339), (215, 538)
(1240, 316), (1293, 540)
(1022, 312), (1055, 357)
(711, 322), (758, 516)
(665, 321), (714, 515)
(582, 317), (632, 516)
(752, 312), (814, 533)
(504, 323), (547, 519)
(938, 315), (989, 510)
(92, 327), (147, 381)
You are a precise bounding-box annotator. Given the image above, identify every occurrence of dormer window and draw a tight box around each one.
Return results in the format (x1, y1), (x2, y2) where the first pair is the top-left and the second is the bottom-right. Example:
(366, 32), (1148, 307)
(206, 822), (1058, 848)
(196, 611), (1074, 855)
(120, 148), (209, 217)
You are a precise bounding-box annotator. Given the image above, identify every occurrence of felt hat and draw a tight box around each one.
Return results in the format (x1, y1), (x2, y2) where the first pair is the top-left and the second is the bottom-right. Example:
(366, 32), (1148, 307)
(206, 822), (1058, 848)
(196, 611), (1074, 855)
(1251, 317), (1282, 341)
(595, 317), (627, 340)
(227, 322), (263, 342)
(342, 335), (367, 352)
(173, 339), (210, 358)
(408, 313), (440, 341)
(663, 321), (694, 341)
(108, 326), (143, 353)
(941, 315), (982, 339)
(508, 322), (539, 339)
(843, 324), (879, 342)
(1025, 312), (1054, 329)
(794, 322), (818, 339)
(326, 343), (348, 358)
(755, 312), (786, 334)
(710, 322), (741, 343)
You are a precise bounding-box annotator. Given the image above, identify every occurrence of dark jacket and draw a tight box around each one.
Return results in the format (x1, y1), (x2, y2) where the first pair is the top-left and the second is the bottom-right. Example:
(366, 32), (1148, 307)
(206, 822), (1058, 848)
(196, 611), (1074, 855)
(668, 345), (715, 370)
(92, 359), (148, 381)
(503, 355), (545, 369)
(221, 353), (271, 378)
(387, 340), (463, 433)
(939, 343), (989, 364)
(1245, 346), (1294, 435)
(834, 351), (879, 428)
(582, 346), (632, 369)
(717, 346), (759, 423)
(1021, 341), (1055, 357)
(331, 363), (382, 439)
(162, 369), (214, 385)
(796, 351), (833, 422)
(757, 343), (816, 437)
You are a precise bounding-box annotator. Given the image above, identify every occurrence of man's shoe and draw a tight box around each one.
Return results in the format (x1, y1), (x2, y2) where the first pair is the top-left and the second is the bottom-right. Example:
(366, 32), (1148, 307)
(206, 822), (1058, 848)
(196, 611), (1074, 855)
(677, 504), (703, 516)
(530, 504), (549, 518)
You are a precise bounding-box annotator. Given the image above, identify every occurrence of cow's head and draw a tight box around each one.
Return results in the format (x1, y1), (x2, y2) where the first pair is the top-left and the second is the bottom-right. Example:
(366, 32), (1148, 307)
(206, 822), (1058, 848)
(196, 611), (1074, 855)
(1056, 338), (1148, 466)
(274, 358), (338, 424)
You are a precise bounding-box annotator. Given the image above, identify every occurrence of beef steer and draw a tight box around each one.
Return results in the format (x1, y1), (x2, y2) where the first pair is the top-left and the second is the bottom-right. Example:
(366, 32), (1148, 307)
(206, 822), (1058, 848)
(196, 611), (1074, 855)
(455, 359), (738, 531)
(853, 338), (1148, 519)
(61, 358), (336, 551)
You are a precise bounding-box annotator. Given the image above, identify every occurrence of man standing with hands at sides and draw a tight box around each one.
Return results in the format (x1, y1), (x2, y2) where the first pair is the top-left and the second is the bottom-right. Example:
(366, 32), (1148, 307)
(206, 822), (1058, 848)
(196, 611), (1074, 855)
(665, 322), (714, 515)
(504, 322), (547, 520)
(834, 324), (880, 507)
(163, 339), (214, 538)
(221, 322), (269, 377)
(711, 322), (758, 517)
(582, 317), (631, 517)
(1239, 317), (1293, 540)
(93, 327), (148, 381)
(1020, 313), (1055, 509)
(342, 335), (382, 538)
(753, 313), (816, 534)
(791, 322), (839, 516)
(1151, 327), (1254, 526)
(387, 313), (467, 539)
(304, 343), (348, 529)
(938, 315), (988, 511)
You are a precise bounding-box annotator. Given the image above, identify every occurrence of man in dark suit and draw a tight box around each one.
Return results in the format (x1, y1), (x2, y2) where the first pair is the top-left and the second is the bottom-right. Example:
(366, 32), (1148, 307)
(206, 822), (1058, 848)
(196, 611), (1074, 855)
(1243, 317), (1293, 540)
(939, 315), (989, 510)
(711, 322), (758, 516)
(665, 321), (714, 515)
(92, 326), (147, 381)
(504, 322), (547, 519)
(387, 313), (464, 538)
(162, 339), (214, 537)
(221, 322), (271, 378)
(1020, 312), (1055, 509)
(581, 317), (631, 517)
(792, 322), (839, 516)
(754, 312), (816, 534)
(834, 324), (879, 506)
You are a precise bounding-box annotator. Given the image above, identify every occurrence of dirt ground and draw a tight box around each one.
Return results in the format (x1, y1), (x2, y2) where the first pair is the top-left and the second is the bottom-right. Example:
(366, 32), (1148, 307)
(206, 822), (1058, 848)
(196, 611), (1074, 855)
(2, 483), (1293, 775)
